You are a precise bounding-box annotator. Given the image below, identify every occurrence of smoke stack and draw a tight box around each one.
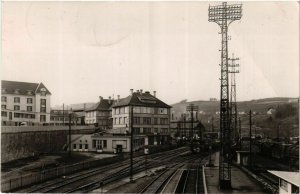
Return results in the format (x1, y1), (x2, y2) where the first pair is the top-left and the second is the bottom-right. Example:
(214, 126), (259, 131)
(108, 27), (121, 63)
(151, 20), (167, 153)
(130, 89), (134, 95)
(140, 89), (143, 95)
(153, 91), (156, 97)
(99, 96), (103, 102)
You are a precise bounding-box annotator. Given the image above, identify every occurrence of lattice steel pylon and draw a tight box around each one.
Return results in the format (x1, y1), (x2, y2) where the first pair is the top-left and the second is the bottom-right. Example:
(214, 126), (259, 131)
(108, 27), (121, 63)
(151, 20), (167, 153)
(229, 53), (240, 143)
(208, 2), (242, 189)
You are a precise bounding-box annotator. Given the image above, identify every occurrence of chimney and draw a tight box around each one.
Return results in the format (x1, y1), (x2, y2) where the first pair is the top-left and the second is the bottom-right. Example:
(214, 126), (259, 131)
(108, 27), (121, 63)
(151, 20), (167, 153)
(140, 89), (143, 95)
(136, 89), (139, 93)
(108, 96), (111, 104)
(83, 103), (86, 110)
(117, 95), (120, 102)
(153, 91), (156, 97)
(130, 89), (134, 95)
(99, 96), (103, 102)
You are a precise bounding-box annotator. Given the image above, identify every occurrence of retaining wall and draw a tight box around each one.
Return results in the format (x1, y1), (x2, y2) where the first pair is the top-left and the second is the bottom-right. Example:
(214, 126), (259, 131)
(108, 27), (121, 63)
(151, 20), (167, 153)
(1, 126), (95, 163)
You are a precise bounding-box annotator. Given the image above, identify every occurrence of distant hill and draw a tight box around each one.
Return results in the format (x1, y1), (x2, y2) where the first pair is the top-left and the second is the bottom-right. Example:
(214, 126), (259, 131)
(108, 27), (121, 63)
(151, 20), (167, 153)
(171, 97), (298, 117)
(171, 97), (299, 138)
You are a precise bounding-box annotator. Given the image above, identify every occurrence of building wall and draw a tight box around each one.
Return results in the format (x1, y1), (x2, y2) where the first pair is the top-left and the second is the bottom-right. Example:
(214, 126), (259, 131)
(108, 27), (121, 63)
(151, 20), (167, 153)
(71, 134), (144, 153)
(1, 92), (51, 126)
(112, 106), (170, 135)
(1, 126), (95, 163)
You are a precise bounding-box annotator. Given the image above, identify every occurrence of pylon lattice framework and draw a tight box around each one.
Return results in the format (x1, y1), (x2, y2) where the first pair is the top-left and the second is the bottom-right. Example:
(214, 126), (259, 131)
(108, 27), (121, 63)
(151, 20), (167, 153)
(229, 54), (240, 142)
(208, 2), (242, 189)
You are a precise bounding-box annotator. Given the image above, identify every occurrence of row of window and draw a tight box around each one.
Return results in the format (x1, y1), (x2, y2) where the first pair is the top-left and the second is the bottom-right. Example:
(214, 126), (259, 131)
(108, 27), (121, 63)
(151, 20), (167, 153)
(73, 144), (88, 150)
(1, 96), (33, 103)
(1, 111), (46, 122)
(113, 106), (168, 115)
(132, 128), (169, 134)
(1, 105), (33, 112)
(132, 117), (169, 125)
(92, 140), (107, 149)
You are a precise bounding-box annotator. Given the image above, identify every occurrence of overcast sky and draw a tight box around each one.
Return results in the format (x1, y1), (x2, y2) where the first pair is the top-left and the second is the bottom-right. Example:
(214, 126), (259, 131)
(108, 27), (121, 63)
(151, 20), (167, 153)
(1, 1), (299, 107)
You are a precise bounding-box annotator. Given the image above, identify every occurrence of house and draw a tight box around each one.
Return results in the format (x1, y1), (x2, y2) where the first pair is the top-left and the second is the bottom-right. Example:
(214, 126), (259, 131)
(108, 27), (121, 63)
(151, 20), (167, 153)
(111, 89), (172, 145)
(1, 80), (51, 126)
(85, 96), (113, 129)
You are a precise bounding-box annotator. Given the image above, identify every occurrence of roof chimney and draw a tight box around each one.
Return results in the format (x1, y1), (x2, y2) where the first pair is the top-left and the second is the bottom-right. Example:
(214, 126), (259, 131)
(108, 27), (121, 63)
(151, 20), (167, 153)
(136, 89), (139, 93)
(153, 91), (156, 97)
(83, 103), (86, 110)
(117, 95), (120, 102)
(108, 96), (111, 104)
(140, 89), (143, 95)
(99, 96), (103, 102)
(130, 89), (134, 96)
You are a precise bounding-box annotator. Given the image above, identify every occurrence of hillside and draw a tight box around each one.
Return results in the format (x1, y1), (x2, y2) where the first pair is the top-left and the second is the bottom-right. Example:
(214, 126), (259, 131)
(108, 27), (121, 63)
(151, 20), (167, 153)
(171, 97), (299, 138)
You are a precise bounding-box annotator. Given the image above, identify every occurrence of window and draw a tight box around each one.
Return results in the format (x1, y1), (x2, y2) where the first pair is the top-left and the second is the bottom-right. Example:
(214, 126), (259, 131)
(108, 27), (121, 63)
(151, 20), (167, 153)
(119, 117), (122, 124)
(143, 117), (151, 125)
(79, 144), (82, 149)
(14, 105), (20, 110)
(40, 115), (46, 122)
(85, 144), (88, 149)
(144, 128), (151, 134)
(27, 106), (32, 112)
(92, 140), (96, 148)
(2, 111), (7, 117)
(30, 114), (35, 119)
(14, 97), (20, 103)
(103, 140), (107, 148)
(134, 106), (141, 113)
(73, 144), (76, 149)
(1, 105), (6, 110)
(133, 117), (140, 124)
(1, 96), (7, 102)
(40, 99), (46, 113)
(14, 113), (20, 118)
(154, 108), (158, 114)
(154, 118), (158, 125)
(27, 98), (33, 104)
(160, 118), (168, 125)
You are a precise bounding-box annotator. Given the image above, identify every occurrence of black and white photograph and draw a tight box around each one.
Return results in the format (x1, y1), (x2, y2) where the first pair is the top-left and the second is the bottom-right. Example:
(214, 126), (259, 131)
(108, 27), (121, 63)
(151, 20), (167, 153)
(0, 1), (299, 193)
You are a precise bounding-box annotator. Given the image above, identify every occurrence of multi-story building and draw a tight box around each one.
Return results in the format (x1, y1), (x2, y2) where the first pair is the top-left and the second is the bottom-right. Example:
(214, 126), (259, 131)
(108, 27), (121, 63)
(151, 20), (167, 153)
(85, 96), (113, 128)
(1, 80), (51, 126)
(111, 89), (171, 145)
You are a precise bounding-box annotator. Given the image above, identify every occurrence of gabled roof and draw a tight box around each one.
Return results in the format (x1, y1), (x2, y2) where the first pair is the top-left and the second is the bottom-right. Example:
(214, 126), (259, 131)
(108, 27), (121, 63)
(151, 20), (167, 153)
(1, 80), (51, 95)
(85, 99), (113, 111)
(113, 92), (171, 108)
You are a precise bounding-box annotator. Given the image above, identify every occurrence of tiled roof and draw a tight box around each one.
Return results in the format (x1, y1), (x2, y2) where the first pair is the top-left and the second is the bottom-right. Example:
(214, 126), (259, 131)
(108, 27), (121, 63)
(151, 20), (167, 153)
(85, 99), (113, 111)
(113, 92), (171, 108)
(1, 80), (51, 95)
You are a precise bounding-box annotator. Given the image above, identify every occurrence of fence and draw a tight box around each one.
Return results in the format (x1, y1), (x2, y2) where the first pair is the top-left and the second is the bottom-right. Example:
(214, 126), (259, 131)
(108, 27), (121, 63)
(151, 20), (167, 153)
(1, 155), (123, 192)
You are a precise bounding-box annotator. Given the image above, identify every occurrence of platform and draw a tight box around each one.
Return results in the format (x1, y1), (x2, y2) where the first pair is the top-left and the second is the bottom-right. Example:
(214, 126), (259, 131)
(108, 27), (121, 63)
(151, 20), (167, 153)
(204, 152), (265, 194)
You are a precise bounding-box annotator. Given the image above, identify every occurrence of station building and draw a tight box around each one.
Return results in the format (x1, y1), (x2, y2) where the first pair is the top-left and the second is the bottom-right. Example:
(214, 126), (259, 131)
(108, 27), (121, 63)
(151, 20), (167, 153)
(268, 171), (299, 194)
(70, 89), (172, 153)
(1, 80), (51, 126)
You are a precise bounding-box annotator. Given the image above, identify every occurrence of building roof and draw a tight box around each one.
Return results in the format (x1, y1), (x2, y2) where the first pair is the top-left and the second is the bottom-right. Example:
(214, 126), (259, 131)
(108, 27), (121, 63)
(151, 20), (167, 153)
(268, 170), (300, 187)
(85, 99), (113, 111)
(113, 91), (171, 108)
(1, 80), (51, 95)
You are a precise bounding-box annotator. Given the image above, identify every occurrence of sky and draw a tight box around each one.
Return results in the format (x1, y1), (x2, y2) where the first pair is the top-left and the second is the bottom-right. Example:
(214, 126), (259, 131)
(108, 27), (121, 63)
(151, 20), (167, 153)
(1, 1), (299, 107)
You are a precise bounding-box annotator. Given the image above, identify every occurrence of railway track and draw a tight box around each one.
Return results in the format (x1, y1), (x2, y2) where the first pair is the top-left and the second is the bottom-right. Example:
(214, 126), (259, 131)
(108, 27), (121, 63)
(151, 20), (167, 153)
(175, 157), (206, 194)
(15, 146), (189, 193)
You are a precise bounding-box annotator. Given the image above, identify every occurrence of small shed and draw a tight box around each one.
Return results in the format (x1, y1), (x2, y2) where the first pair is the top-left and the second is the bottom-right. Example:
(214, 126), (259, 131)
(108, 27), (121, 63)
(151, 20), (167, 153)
(268, 170), (299, 194)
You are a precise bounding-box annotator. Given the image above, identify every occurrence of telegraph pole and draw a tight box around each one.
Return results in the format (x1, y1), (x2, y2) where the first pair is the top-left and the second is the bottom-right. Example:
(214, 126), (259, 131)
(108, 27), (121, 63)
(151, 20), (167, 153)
(186, 104), (199, 139)
(249, 110), (252, 169)
(229, 54), (240, 143)
(239, 117), (242, 150)
(130, 106), (134, 182)
(208, 2), (242, 189)
(68, 112), (72, 158)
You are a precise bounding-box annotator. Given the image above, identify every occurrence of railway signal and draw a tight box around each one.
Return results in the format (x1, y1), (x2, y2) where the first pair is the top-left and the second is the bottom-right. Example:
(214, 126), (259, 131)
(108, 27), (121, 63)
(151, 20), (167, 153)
(208, 2), (242, 189)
